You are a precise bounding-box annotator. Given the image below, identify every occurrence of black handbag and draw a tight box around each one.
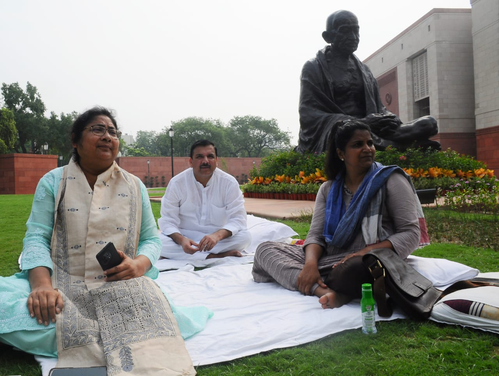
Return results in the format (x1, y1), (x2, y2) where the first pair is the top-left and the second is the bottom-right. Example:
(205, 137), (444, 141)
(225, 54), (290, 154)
(362, 248), (442, 320)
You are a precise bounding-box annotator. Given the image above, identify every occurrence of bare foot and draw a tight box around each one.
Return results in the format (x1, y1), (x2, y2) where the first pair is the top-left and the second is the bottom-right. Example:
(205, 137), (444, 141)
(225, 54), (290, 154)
(318, 291), (352, 309)
(206, 250), (243, 259)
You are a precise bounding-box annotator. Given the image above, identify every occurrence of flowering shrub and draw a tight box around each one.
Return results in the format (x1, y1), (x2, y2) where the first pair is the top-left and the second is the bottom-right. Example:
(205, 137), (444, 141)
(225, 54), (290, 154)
(242, 148), (498, 212)
(438, 179), (499, 214)
(250, 151), (326, 179)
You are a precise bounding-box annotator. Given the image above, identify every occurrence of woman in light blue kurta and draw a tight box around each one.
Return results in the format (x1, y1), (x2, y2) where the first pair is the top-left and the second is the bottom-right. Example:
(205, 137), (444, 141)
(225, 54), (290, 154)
(0, 107), (211, 364)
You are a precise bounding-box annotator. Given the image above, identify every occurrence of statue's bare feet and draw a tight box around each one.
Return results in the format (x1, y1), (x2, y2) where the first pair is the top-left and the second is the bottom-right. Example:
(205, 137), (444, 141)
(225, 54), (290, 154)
(206, 250), (243, 259)
(318, 291), (352, 309)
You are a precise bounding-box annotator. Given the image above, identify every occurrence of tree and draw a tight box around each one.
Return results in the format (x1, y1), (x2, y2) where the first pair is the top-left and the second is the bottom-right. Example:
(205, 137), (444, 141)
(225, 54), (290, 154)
(162, 117), (234, 157)
(44, 111), (77, 162)
(0, 108), (17, 154)
(133, 130), (161, 156)
(227, 115), (291, 157)
(1, 82), (46, 153)
(124, 146), (151, 157)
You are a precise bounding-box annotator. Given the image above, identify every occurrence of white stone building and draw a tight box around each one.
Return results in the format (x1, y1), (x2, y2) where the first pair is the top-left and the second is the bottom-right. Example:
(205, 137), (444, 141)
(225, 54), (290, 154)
(364, 0), (498, 170)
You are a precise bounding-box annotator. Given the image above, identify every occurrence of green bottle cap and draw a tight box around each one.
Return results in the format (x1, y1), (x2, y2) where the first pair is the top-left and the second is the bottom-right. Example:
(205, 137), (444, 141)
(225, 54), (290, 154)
(362, 283), (372, 291)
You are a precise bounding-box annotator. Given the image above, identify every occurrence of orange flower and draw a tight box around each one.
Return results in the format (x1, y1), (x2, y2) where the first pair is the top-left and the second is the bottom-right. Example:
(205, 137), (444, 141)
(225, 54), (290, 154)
(301, 175), (313, 184)
(411, 168), (428, 178)
(299, 171), (305, 178)
(252, 176), (264, 185)
(428, 167), (440, 178)
(263, 177), (273, 185)
(474, 168), (486, 178)
(275, 174), (286, 183)
(403, 168), (413, 177)
(485, 169), (495, 178)
(442, 169), (456, 178)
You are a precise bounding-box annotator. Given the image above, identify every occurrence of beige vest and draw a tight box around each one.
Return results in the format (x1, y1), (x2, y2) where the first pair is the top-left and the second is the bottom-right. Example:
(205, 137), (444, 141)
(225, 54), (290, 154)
(52, 160), (194, 375)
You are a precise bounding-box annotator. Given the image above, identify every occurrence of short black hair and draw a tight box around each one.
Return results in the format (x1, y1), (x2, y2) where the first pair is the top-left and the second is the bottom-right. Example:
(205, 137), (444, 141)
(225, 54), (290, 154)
(189, 139), (218, 158)
(71, 106), (118, 164)
(324, 119), (372, 180)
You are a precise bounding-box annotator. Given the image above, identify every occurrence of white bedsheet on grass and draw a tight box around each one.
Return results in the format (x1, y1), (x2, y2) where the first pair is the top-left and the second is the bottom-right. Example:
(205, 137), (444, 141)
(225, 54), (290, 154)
(37, 256), (479, 374)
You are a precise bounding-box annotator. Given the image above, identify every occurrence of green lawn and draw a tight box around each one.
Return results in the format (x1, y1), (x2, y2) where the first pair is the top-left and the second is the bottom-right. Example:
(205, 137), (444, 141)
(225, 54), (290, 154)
(147, 187), (166, 198)
(1, 195), (498, 375)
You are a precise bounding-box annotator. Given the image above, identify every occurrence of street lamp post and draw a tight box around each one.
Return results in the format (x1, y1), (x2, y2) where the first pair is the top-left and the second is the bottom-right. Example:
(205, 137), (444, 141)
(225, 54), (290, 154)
(43, 143), (48, 155)
(147, 159), (150, 188)
(169, 127), (174, 178)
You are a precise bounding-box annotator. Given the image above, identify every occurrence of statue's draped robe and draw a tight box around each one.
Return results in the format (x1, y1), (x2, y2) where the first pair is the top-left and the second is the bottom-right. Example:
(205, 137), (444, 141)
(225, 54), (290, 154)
(296, 46), (390, 154)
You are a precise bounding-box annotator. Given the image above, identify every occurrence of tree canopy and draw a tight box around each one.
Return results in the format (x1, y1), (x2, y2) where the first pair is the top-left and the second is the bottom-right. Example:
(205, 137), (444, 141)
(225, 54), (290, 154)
(166, 117), (232, 157)
(1, 82), (46, 153)
(44, 111), (78, 162)
(149, 116), (290, 157)
(1, 81), (292, 158)
(0, 108), (17, 154)
(227, 115), (290, 157)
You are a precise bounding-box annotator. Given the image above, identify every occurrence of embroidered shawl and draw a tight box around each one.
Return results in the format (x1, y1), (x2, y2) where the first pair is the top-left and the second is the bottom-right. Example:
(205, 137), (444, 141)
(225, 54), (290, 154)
(51, 160), (195, 375)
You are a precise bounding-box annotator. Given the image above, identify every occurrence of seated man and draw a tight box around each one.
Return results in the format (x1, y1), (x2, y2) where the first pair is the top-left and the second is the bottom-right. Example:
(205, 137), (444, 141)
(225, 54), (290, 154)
(159, 139), (252, 260)
(296, 10), (440, 154)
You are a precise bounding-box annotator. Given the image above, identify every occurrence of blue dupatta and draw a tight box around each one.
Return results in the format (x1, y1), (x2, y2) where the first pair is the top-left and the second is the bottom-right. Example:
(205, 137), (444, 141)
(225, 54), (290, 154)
(323, 162), (401, 248)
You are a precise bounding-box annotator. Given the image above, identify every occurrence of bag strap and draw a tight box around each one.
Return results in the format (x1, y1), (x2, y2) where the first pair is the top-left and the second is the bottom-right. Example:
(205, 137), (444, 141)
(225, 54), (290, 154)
(364, 256), (392, 317)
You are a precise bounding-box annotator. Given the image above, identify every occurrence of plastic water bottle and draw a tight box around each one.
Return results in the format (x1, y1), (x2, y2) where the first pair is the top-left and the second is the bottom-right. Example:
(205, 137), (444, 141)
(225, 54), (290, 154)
(361, 283), (377, 334)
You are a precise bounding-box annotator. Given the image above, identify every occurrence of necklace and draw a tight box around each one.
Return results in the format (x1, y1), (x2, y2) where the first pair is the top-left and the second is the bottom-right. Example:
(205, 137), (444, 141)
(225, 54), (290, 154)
(343, 184), (355, 195)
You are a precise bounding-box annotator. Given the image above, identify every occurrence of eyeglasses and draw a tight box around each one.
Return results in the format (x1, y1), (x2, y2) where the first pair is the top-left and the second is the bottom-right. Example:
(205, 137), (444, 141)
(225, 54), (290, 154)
(86, 125), (122, 139)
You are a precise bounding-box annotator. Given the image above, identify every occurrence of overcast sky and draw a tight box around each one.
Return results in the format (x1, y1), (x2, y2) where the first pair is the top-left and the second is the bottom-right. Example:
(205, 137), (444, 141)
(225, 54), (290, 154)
(1, 0), (471, 144)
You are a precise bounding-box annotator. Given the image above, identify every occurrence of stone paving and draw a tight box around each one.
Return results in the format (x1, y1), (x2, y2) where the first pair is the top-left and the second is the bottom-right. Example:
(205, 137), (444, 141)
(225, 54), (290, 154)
(150, 197), (316, 220)
(151, 196), (439, 220)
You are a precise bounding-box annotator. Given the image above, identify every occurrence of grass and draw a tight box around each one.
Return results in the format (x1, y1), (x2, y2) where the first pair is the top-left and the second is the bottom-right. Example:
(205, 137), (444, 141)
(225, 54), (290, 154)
(1, 195), (499, 375)
(147, 187), (166, 198)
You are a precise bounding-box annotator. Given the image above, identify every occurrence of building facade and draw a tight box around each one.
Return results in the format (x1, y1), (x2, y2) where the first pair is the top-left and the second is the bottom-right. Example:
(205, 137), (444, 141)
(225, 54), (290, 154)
(364, 1), (498, 170)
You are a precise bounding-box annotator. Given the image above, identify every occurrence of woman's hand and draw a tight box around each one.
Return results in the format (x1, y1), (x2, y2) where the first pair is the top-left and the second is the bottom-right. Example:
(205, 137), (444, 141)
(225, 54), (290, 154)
(297, 263), (327, 295)
(333, 241), (393, 268)
(104, 250), (151, 281)
(333, 249), (370, 268)
(28, 267), (64, 326)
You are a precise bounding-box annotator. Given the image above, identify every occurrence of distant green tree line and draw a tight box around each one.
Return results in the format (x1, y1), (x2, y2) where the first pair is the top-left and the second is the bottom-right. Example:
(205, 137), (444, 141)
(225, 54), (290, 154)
(126, 115), (291, 158)
(1, 82), (291, 159)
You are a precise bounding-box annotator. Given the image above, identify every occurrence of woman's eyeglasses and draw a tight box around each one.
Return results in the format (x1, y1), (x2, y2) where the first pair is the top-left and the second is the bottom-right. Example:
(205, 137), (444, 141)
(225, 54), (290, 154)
(87, 125), (122, 139)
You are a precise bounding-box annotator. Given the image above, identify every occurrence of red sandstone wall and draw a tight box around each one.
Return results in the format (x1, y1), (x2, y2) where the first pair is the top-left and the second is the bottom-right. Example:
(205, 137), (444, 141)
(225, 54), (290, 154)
(0, 154), (58, 194)
(377, 68), (399, 116)
(116, 156), (262, 186)
(433, 132), (477, 158)
(476, 125), (499, 171)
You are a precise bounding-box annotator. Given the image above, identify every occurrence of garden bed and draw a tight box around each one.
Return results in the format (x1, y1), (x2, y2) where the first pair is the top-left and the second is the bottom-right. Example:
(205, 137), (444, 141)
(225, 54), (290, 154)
(243, 192), (316, 201)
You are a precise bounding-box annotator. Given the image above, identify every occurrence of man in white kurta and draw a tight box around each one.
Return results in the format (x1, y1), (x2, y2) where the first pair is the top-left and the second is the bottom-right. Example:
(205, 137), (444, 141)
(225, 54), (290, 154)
(159, 140), (251, 260)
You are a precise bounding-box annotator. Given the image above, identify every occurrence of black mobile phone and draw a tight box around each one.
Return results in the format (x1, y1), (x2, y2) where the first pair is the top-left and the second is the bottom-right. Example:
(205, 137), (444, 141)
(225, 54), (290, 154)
(49, 366), (107, 376)
(96, 242), (122, 271)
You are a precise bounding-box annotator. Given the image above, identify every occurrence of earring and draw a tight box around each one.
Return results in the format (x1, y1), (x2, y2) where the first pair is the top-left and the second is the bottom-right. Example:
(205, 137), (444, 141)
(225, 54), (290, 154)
(340, 158), (344, 161)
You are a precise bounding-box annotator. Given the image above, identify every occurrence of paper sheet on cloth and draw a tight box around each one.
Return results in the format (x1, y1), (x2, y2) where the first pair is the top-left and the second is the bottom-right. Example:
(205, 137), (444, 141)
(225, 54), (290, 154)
(37, 256), (478, 373)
